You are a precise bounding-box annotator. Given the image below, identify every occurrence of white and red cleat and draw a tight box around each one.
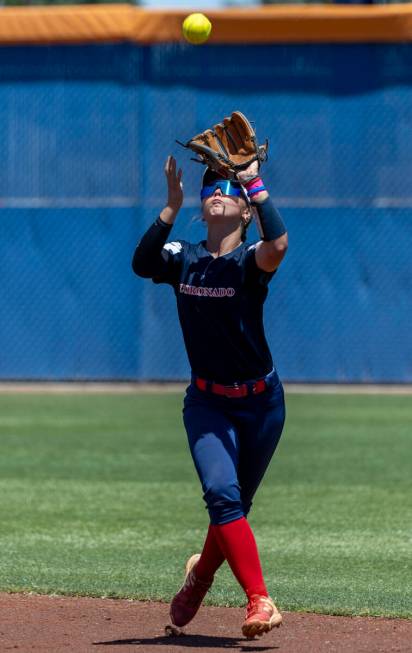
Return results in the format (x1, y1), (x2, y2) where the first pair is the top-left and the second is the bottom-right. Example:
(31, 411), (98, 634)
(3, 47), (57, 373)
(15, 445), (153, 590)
(166, 554), (213, 633)
(242, 594), (282, 639)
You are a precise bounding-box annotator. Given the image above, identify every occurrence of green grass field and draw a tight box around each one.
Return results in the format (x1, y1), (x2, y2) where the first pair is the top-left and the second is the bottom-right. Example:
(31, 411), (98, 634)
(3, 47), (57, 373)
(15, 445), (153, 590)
(0, 391), (411, 618)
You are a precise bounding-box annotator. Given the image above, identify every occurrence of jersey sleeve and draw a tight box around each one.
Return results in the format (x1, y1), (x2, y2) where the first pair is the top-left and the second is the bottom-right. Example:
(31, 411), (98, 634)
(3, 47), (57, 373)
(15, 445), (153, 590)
(132, 216), (184, 286)
(152, 240), (184, 286)
(243, 242), (277, 288)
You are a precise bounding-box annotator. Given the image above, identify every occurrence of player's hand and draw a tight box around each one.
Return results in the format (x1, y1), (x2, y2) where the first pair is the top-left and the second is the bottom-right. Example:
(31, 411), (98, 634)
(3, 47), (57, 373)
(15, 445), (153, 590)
(236, 160), (260, 184)
(165, 155), (183, 213)
(237, 159), (268, 203)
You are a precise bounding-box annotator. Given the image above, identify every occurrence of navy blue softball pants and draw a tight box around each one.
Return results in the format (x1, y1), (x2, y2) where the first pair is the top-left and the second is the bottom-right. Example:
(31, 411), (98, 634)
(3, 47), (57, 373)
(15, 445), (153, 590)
(183, 371), (286, 525)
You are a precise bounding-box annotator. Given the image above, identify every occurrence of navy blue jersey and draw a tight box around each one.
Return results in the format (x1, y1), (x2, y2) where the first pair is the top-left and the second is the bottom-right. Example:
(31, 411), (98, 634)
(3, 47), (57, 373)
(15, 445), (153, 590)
(133, 218), (277, 385)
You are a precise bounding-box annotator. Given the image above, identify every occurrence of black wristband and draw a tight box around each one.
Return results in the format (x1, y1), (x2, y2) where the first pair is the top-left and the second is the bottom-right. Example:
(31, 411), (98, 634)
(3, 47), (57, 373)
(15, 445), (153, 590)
(253, 197), (286, 241)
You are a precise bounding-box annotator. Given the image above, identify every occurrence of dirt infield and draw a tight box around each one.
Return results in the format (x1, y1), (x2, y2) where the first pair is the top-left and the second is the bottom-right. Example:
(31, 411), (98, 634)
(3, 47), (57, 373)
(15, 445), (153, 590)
(1, 594), (411, 653)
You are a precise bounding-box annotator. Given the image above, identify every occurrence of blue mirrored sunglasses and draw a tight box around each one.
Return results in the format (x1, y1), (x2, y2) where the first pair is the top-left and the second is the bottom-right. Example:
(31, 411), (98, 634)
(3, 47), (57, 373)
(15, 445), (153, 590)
(200, 180), (244, 201)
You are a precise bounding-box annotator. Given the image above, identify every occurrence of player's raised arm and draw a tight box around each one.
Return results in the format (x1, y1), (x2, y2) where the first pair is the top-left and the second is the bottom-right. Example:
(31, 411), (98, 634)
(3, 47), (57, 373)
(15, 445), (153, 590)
(132, 156), (183, 278)
(178, 110), (287, 274)
(237, 161), (288, 274)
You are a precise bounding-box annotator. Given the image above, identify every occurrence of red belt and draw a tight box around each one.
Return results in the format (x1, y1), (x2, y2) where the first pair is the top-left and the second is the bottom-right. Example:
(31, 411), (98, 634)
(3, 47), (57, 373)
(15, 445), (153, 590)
(195, 376), (267, 398)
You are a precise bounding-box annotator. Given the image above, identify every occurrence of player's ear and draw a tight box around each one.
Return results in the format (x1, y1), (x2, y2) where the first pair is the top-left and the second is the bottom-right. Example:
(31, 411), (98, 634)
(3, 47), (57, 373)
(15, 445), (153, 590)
(241, 204), (252, 225)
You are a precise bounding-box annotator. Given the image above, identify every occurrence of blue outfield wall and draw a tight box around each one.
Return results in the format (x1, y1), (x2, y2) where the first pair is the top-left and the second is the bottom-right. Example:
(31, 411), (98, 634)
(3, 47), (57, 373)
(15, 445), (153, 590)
(0, 43), (411, 381)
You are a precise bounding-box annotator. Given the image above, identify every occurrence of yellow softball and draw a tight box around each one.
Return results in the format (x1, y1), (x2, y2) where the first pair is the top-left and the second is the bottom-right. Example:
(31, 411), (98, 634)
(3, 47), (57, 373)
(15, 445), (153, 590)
(182, 13), (212, 45)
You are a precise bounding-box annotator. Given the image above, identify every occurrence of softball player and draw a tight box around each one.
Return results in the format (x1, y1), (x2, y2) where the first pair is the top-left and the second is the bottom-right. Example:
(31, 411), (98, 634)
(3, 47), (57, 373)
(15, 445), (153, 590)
(132, 155), (288, 639)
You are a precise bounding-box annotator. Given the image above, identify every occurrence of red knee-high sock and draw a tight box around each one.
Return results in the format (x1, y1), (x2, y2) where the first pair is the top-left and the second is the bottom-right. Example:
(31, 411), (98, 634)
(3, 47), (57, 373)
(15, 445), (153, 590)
(211, 517), (268, 599)
(195, 524), (226, 583)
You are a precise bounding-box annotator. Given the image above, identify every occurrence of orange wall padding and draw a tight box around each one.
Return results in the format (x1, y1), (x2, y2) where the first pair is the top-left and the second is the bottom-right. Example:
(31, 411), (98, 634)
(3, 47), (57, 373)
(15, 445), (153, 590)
(0, 4), (412, 45)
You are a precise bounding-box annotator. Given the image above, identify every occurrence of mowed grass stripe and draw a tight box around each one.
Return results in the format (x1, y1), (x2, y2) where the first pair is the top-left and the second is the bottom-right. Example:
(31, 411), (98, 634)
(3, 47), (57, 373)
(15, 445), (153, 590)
(0, 393), (410, 617)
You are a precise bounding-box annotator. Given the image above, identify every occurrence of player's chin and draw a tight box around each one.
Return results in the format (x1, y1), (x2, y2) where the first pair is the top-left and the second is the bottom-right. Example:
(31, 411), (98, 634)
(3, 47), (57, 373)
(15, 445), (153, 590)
(206, 205), (226, 218)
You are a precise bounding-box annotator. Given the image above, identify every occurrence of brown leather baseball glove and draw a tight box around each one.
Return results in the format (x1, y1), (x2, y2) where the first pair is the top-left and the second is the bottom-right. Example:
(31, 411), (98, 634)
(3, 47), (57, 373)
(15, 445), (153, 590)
(177, 111), (268, 181)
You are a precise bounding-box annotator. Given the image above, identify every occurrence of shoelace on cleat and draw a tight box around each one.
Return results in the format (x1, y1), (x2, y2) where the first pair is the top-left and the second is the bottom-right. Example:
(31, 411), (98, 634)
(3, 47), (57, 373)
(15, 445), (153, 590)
(246, 596), (275, 619)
